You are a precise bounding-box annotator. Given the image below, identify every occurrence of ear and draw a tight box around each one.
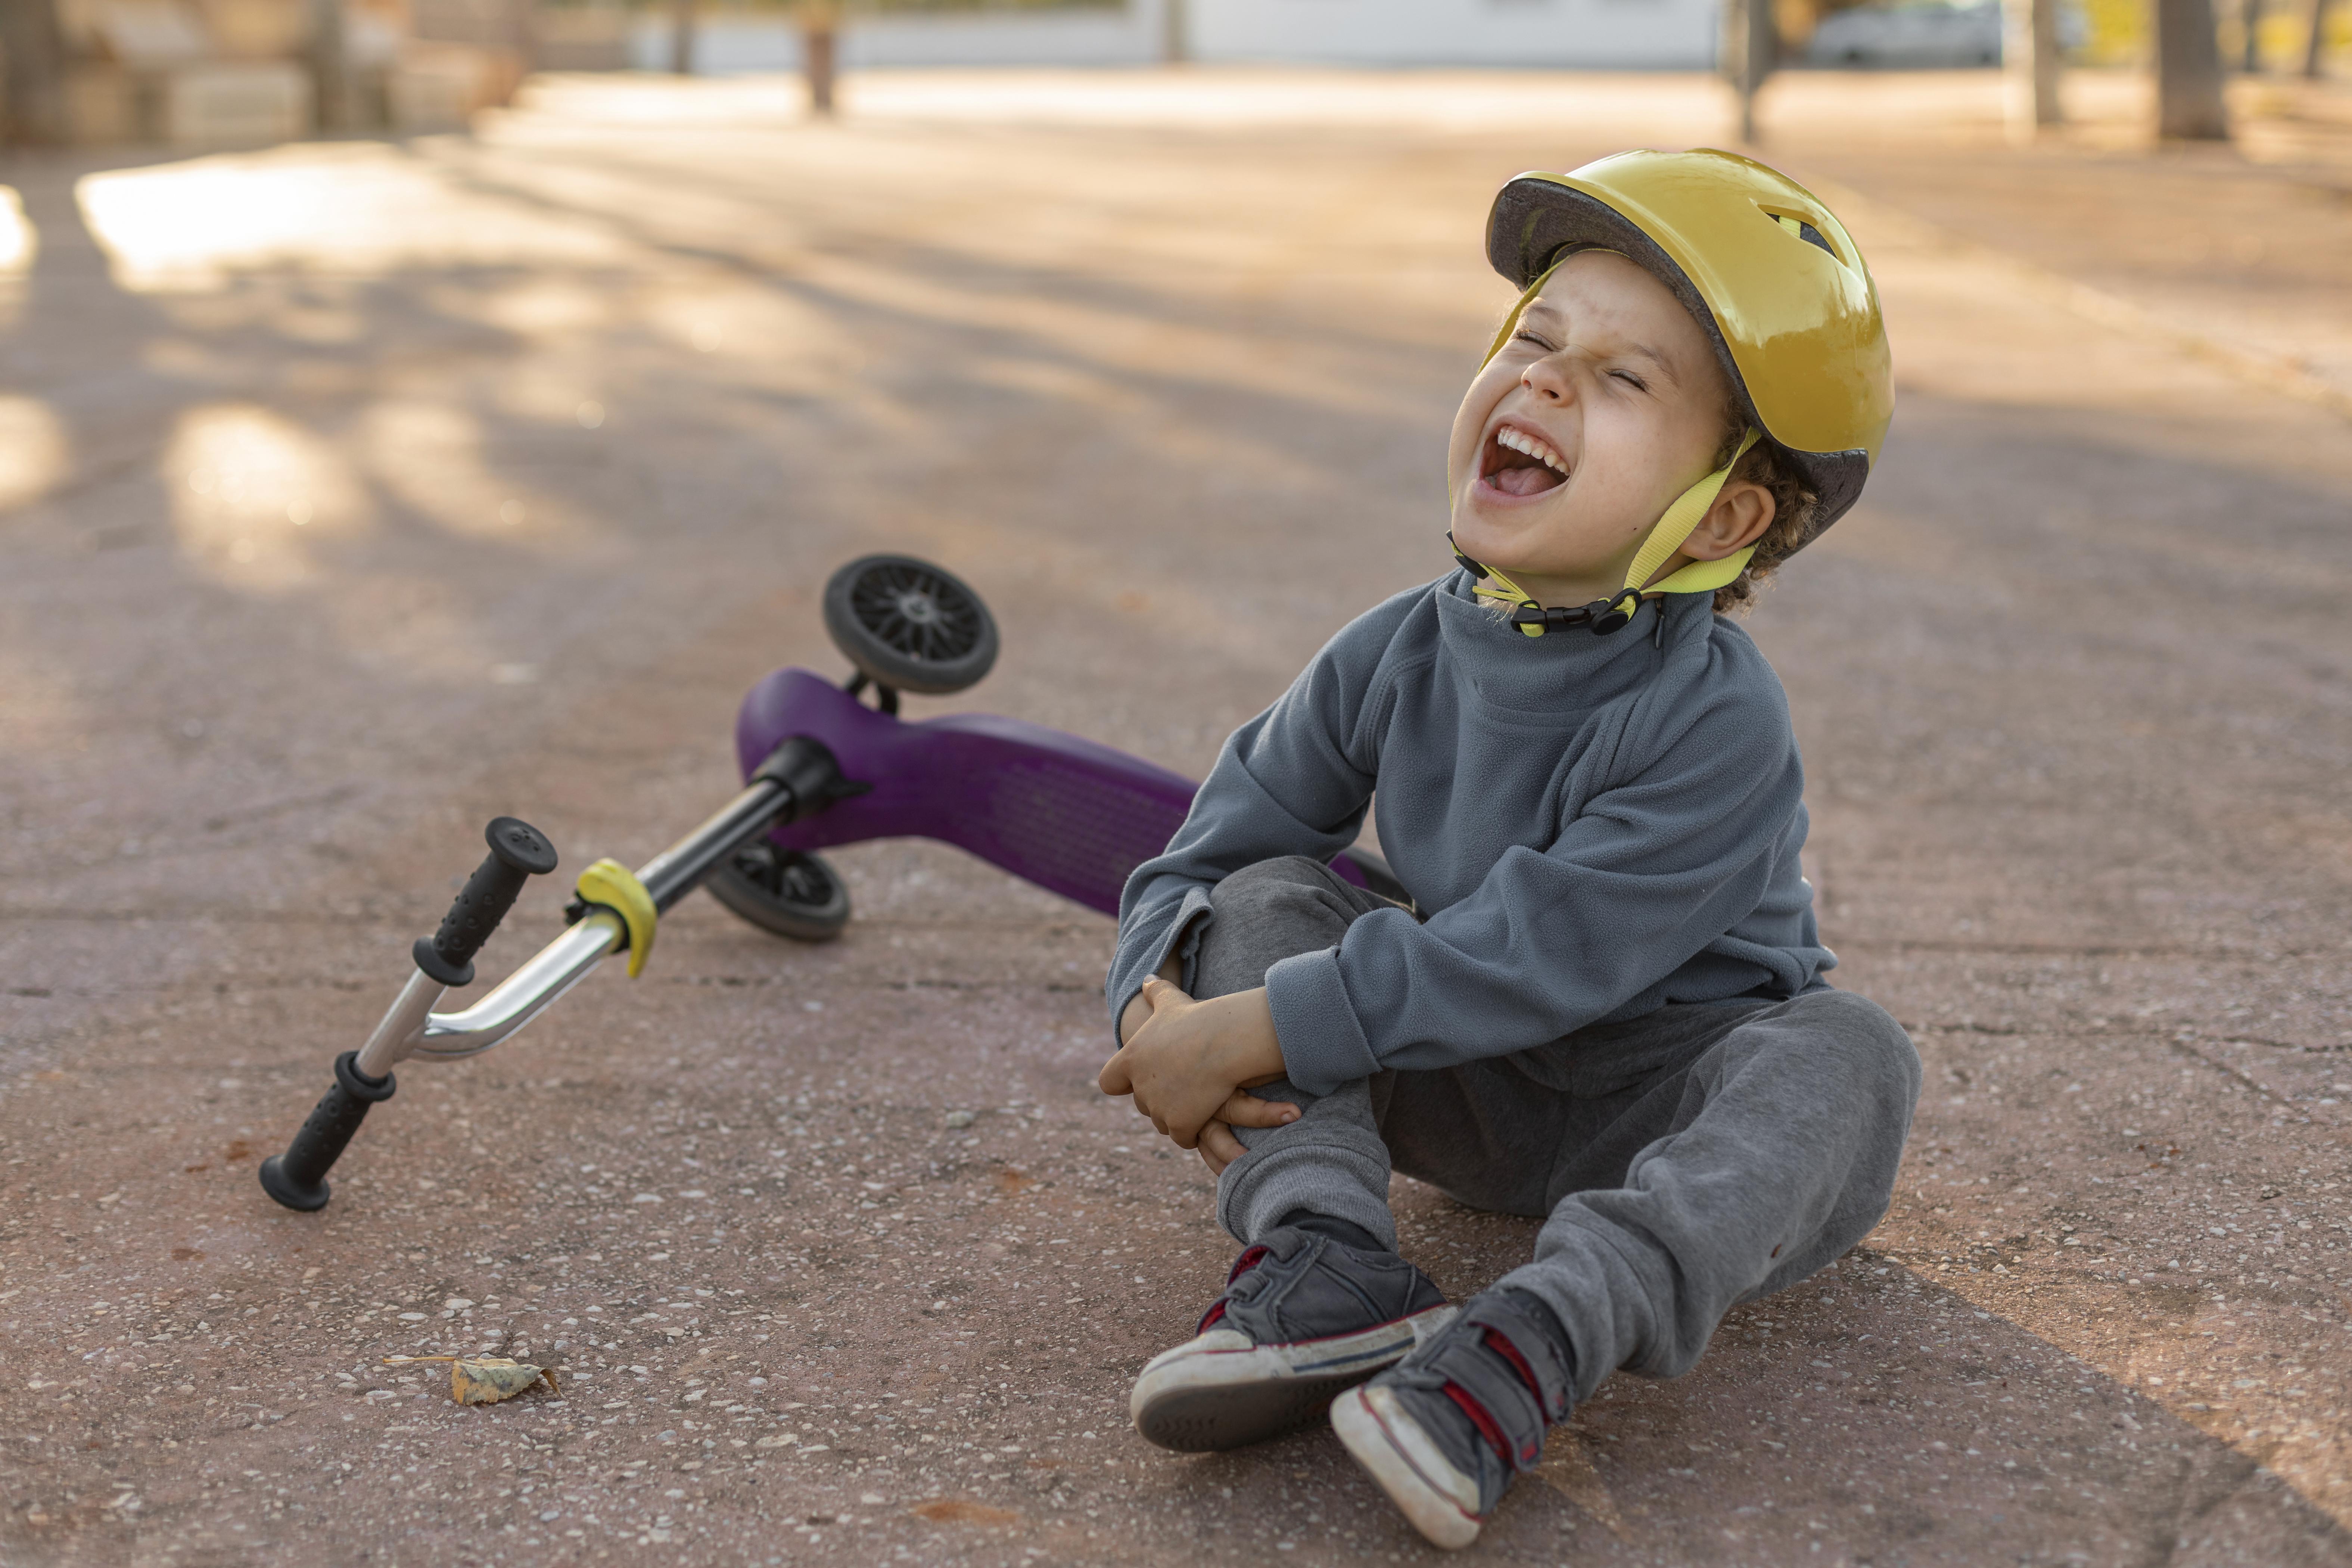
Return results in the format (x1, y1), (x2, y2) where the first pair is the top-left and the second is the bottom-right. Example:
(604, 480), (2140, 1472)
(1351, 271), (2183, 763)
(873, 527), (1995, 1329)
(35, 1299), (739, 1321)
(1680, 478), (1776, 561)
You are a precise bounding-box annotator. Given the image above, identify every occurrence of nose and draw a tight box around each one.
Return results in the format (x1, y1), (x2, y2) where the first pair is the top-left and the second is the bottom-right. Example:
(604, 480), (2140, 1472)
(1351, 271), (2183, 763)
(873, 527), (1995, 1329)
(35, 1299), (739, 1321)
(1521, 349), (1581, 405)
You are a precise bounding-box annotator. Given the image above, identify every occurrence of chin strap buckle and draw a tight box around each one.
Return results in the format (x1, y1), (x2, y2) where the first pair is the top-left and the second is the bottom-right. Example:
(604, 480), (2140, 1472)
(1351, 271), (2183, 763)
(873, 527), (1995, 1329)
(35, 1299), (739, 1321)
(1505, 589), (1642, 638)
(1451, 532), (1648, 639)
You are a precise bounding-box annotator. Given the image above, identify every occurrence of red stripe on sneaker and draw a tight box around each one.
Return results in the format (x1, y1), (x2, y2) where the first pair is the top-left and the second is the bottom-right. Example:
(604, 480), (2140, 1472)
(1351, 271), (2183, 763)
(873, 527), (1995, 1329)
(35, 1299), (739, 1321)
(1442, 1383), (1513, 1466)
(1483, 1329), (1543, 1399)
(1195, 1247), (1272, 1334)
(1479, 1329), (1551, 1455)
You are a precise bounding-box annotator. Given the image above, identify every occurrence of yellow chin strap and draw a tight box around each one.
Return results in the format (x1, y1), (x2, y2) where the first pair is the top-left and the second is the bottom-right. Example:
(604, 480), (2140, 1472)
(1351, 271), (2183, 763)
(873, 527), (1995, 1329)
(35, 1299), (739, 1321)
(1462, 428), (1761, 638)
(1622, 425), (1764, 596)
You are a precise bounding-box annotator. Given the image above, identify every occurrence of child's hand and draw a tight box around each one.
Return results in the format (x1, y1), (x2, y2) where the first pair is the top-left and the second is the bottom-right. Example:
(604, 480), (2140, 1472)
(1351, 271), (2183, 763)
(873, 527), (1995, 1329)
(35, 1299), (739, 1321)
(1098, 977), (1294, 1150)
(1198, 1115), (1257, 1175)
(1192, 1083), (1301, 1174)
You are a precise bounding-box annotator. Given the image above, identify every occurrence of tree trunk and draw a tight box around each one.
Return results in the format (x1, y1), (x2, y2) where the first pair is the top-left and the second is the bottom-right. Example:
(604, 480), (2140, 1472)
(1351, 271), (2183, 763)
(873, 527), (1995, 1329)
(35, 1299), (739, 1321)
(2155, 0), (2231, 137)
(2003, 0), (2064, 135)
(802, 23), (835, 115)
(2305, 0), (2334, 75)
(669, 0), (696, 74)
(0, 0), (70, 146)
(1162, 0), (1188, 63)
(309, 0), (352, 132)
(2241, 0), (2264, 69)
(1721, 0), (1776, 142)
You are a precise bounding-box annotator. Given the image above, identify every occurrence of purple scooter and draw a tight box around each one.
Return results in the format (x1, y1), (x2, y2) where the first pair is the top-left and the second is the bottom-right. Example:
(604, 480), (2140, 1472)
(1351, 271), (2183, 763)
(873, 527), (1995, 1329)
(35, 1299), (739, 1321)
(260, 555), (1400, 1211)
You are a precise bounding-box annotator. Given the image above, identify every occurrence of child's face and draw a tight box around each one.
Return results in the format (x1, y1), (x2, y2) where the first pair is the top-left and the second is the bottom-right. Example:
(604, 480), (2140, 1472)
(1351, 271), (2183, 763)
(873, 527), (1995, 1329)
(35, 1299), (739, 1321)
(1447, 251), (1737, 603)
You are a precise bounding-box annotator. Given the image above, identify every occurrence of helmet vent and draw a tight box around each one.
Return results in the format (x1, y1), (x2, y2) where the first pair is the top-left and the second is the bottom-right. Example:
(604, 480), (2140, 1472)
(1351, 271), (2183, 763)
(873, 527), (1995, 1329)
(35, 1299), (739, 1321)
(1768, 210), (1841, 263)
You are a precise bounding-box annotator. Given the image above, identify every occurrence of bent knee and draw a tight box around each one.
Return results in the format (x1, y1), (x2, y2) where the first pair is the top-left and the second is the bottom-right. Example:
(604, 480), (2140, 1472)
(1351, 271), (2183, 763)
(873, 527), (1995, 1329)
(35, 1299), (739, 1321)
(1208, 855), (1346, 917)
(1791, 989), (1921, 1103)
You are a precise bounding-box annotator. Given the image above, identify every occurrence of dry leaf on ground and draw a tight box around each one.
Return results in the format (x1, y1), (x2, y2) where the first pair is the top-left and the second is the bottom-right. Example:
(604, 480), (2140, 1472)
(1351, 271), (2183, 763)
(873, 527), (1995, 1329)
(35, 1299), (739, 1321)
(383, 1355), (559, 1405)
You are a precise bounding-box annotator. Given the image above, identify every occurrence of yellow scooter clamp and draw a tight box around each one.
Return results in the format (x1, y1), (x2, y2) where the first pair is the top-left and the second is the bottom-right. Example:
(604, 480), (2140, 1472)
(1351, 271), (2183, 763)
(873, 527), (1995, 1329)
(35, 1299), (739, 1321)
(575, 858), (657, 978)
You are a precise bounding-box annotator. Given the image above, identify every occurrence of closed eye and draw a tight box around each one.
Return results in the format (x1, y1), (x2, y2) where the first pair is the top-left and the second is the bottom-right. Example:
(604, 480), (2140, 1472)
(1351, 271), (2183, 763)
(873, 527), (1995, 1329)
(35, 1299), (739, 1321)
(1512, 329), (1557, 352)
(1610, 369), (1649, 391)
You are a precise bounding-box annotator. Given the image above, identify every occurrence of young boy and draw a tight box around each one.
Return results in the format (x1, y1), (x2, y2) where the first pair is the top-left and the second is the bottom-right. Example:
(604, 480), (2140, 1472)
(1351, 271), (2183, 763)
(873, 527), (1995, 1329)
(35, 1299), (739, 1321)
(1097, 150), (1918, 1550)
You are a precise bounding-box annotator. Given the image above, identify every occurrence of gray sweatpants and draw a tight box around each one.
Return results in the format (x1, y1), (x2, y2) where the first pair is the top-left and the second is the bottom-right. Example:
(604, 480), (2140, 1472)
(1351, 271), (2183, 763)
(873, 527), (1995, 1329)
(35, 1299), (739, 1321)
(1188, 856), (1920, 1405)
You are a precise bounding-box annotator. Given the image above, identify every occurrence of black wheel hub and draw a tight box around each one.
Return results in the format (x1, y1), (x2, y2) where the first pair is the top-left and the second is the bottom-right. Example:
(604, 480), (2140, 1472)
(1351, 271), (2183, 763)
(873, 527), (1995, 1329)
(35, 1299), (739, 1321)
(849, 562), (984, 663)
(735, 843), (834, 907)
(822, 554), (1000, 696)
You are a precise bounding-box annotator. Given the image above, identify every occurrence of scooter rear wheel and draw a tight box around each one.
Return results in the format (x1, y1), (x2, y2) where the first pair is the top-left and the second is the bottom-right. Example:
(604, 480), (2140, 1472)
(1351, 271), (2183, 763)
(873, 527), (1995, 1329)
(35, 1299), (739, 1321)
(707, 841), (852, 942)
(823, 555), (999, 696)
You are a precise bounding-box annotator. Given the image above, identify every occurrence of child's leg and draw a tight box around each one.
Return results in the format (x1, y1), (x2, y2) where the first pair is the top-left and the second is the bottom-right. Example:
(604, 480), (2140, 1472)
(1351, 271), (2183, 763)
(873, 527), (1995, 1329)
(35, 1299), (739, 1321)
(1332, 989), (1918, 1546)
(1187, 856), (1403, 1252)
(1130, 858), (1448, 1452)
(1497, 988), (1920, 1404)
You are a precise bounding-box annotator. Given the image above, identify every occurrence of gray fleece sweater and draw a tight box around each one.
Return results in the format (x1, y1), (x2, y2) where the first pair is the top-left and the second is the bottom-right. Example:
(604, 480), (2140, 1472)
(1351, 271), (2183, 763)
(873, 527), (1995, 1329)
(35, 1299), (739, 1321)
(1105, 570), (1832, 1096)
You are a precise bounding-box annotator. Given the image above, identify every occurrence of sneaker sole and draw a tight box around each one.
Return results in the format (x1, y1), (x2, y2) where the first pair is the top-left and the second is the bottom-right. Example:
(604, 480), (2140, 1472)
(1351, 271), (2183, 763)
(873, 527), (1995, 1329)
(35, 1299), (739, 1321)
(1330, 1385), (1484, 1551)
(1130, 1306), (1455, 1453)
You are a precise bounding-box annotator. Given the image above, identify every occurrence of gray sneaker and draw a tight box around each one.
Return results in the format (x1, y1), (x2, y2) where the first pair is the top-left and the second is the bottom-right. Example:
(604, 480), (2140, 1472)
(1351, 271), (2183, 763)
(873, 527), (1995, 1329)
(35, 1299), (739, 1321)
(1330, 1289), (1574, 1550)
(1130, 1227), (1453, 1453)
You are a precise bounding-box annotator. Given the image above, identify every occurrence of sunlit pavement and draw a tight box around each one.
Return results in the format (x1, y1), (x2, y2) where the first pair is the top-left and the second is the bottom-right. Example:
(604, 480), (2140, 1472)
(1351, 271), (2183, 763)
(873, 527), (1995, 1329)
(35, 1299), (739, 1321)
(4, 65), (2352, 1566)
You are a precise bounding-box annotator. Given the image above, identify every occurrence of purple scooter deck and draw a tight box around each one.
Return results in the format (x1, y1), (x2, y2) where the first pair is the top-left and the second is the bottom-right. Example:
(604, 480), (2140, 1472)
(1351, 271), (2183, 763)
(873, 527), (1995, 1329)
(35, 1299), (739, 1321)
(734, 668), (1369, 918)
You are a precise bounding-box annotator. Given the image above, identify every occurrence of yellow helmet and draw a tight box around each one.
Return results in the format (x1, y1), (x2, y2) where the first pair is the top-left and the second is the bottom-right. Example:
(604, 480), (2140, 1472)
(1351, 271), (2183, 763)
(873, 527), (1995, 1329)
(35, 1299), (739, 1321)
(1485, 149), (1893, 551)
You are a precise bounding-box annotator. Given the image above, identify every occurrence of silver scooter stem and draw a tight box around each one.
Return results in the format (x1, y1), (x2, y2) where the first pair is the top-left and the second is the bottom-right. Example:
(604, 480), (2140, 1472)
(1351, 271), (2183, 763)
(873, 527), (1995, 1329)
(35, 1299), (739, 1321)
(351, 910), (626, 1077)
(352, 771), (802, 1076)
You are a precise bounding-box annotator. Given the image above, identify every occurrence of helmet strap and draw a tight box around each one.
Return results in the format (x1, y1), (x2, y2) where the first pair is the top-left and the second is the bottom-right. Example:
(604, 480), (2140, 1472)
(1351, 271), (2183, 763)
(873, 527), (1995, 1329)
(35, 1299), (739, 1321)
(1620, 426), (1763, 599)
(1449, 427), (1762, 640)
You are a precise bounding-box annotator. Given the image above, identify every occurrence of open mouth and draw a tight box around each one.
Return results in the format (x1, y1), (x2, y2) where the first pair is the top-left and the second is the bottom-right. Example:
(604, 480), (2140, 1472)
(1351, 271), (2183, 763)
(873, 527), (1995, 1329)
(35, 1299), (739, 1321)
(1478, 423), (1570, 499)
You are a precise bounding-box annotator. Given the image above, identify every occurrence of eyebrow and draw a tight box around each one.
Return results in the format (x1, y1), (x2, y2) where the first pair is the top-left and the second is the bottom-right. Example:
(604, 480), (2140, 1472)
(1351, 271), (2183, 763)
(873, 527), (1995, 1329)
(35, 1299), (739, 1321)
(1620, 342), (1683, 384)
(1519, 303), (1684, 384)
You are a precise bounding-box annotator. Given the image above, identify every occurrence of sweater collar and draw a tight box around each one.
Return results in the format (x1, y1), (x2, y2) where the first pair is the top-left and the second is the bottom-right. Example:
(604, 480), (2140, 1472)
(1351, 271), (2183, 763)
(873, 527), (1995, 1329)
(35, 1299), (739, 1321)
(1433, 568), (1695, 714)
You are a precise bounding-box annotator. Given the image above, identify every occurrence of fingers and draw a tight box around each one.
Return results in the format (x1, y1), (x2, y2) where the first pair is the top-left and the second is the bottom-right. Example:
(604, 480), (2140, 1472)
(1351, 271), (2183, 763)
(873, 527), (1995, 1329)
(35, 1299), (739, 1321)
(1215, 1091), (1299, 1130)
(1160, 1105), (1205, 1150)
(1198, 1119), (1246, 1175)
(1116, 989), (1154, 1048)
(1096, 1049), (1135, 1097)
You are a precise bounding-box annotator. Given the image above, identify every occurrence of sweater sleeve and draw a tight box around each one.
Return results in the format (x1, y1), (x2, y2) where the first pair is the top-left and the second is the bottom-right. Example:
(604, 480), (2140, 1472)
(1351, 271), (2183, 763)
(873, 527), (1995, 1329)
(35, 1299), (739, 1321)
(1263, 669), (1804, 1093)
(1102, 601), (1408, 1047)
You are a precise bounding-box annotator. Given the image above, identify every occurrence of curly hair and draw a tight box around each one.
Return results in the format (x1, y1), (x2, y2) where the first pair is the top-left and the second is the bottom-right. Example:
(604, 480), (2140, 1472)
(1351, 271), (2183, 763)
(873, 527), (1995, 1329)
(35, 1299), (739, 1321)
(1706, 421), (1818, 616)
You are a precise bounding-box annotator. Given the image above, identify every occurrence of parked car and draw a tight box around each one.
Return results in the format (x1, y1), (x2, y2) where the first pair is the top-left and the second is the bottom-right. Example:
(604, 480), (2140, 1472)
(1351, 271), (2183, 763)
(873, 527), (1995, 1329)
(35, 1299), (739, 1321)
(1805, 0), (2012, 66)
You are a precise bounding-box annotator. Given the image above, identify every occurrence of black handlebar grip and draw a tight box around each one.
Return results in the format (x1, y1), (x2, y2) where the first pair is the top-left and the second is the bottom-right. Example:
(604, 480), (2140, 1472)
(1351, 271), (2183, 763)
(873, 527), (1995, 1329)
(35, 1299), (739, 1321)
(257, 1051), (397, 1212)
(411, 816), (558, 987)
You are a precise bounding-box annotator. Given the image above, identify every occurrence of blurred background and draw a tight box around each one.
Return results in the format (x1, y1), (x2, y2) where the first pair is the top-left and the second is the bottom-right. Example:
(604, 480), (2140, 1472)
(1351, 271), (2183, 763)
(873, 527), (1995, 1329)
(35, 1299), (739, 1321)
(0, 0), (2342, 148)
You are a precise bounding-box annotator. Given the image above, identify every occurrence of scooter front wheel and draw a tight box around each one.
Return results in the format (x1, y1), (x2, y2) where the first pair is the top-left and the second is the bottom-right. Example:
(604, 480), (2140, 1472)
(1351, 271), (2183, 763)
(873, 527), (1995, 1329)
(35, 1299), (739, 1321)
(706, 842), (852, 942)
(823, 554), (998, 696)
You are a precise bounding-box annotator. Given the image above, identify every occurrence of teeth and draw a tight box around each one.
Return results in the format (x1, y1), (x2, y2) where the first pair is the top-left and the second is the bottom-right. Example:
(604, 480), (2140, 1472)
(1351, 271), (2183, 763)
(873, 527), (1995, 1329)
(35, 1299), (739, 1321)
(1496, 427), (1568, 475)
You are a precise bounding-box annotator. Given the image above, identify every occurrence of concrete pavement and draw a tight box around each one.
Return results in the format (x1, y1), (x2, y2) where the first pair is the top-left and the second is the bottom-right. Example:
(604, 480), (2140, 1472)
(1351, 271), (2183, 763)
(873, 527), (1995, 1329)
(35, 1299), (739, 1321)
(3, 67), (2351, 1566)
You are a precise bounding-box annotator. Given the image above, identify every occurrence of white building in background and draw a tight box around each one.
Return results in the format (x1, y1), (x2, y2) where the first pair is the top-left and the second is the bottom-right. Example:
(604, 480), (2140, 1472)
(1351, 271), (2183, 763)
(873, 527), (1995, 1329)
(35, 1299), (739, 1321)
(631, 0), (1718, 76)
(1191, 0), (1715, 69)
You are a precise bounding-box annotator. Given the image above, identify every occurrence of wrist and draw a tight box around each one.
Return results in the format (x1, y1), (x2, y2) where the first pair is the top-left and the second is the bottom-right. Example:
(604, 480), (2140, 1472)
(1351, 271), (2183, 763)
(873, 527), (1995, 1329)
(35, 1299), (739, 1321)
(1213, 988), (1285, 1084)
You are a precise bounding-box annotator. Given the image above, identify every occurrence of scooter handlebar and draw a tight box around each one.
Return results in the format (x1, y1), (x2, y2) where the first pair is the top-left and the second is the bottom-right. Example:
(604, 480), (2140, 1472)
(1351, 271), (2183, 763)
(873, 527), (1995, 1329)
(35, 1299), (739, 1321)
(261, 817), (558, 1212)
(412, 816), (559, 986)
(257, 1051), (398, 1211)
